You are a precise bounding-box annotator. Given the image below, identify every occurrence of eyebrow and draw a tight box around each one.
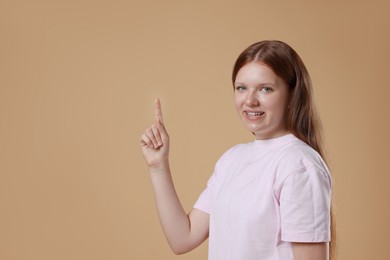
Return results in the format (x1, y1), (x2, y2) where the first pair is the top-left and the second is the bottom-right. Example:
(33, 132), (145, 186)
(234, 81), (276, 86)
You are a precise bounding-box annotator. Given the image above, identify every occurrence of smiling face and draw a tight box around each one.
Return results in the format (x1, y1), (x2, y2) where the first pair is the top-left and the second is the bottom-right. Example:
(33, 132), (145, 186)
(234, 62), (291, 140)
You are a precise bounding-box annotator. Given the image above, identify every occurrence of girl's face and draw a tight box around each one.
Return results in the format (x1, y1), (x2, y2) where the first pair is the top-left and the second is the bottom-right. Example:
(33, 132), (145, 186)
(234, 62), (290, 140)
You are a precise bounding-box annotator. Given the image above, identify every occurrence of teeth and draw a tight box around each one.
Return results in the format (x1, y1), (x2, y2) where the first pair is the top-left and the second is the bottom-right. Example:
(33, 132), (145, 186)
(246, 112), (264, 116)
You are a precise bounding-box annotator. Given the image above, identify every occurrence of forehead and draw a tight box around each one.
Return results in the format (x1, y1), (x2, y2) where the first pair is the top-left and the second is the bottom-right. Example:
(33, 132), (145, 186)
(235, 62), (280, 85)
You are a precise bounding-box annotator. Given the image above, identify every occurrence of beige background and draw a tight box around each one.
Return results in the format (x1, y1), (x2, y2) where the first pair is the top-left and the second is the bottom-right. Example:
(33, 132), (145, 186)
(1, 0), (389, 259)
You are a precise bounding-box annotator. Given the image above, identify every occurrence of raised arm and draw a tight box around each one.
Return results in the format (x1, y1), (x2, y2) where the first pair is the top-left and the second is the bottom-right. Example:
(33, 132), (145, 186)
(140, 98), (209, 254)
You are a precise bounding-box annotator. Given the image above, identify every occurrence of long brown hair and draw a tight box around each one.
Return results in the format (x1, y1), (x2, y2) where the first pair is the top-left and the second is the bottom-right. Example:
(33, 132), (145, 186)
(232, 40), (336, 259)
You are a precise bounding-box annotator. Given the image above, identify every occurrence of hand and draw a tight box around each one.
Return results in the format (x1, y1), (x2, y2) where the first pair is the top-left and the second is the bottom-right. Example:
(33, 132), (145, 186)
(140, 98), (170, 168)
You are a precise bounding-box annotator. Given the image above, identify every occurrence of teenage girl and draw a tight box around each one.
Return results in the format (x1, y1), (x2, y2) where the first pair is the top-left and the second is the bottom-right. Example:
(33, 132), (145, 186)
(140, 40), (333, 260)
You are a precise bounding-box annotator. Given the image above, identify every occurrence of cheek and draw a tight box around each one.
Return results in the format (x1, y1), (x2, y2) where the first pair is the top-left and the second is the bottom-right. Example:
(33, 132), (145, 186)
(259, 96), (273, 108)
(273, 97), (289, 118)
(234, 94), (244, 109)
(263, 96), (287, 114)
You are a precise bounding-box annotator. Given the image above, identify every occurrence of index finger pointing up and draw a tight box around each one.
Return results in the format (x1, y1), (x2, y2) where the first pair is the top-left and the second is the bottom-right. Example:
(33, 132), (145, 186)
(155, 98), (164, 124)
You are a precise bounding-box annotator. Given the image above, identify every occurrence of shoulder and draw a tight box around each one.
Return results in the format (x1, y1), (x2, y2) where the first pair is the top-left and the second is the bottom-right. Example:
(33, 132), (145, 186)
(279, 139), (328, 172)
(275, 139), (331, 187)
(223, 142), (251, 156)
(214, 142), (252, 168)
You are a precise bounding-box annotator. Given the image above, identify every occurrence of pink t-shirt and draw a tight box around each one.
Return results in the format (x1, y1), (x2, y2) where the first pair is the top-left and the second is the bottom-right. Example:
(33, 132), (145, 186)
(194, 134), (332, 260)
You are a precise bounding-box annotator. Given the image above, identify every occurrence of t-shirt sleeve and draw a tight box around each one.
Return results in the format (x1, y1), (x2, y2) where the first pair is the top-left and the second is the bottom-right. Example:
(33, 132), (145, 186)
(279, 166), (332, 243)
(193, 171), (216, 214)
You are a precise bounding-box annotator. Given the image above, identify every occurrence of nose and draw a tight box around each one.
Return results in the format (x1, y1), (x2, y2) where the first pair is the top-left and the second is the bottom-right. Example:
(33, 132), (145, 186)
(245, 91), (260, 107)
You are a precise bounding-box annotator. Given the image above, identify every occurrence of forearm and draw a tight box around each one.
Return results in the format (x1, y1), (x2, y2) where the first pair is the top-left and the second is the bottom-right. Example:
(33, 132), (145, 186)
(141, 99), (208, 254)
(149, 162), (192, 254)
(292, 242), (329, 260)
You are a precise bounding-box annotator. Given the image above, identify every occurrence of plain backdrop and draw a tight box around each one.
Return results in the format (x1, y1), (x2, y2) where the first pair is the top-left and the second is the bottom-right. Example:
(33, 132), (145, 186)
(1, 0), (389, 259)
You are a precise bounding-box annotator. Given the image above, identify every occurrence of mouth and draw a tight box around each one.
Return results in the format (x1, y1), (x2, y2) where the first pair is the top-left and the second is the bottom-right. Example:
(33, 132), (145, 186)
(244, 111), (265, 116)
